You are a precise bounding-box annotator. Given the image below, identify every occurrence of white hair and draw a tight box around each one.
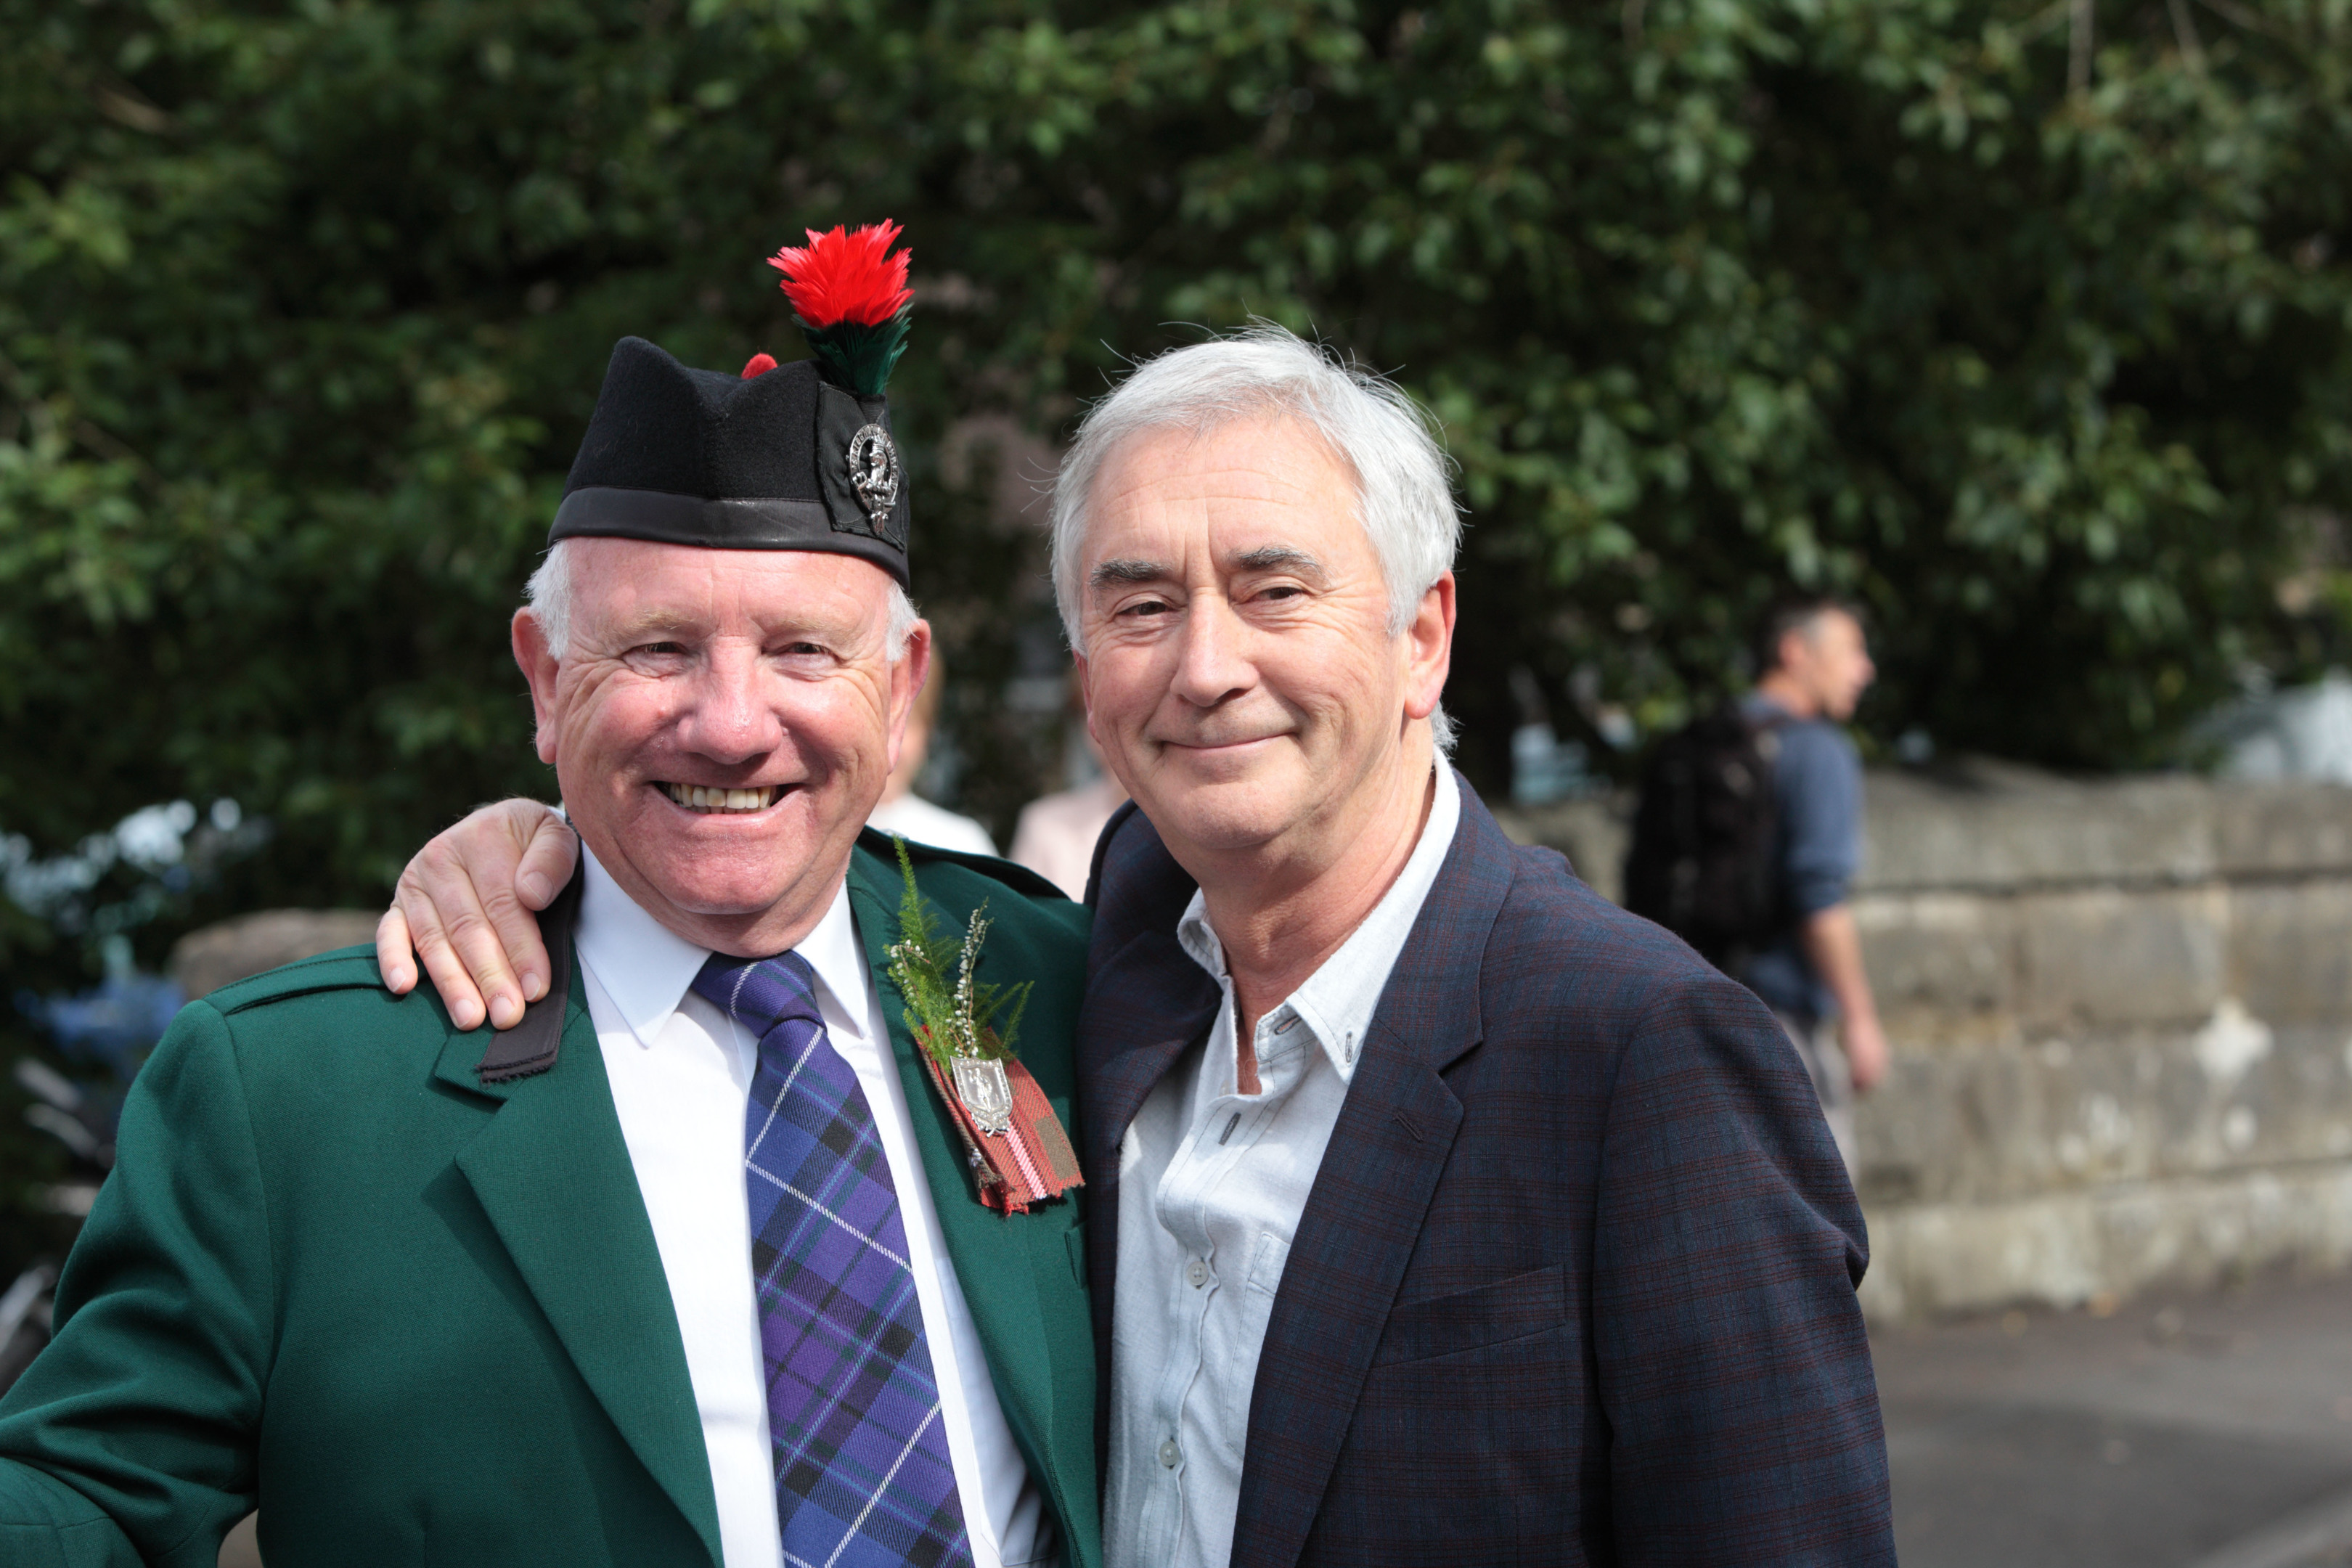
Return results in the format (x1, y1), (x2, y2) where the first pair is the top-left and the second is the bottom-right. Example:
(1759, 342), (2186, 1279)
(524, 539), (920, 661)
(1048, 324), (1462, 749)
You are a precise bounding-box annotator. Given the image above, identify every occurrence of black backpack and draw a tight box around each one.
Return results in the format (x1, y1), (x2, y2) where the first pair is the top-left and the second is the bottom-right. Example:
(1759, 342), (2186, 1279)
(1622, 704), (1788, 966)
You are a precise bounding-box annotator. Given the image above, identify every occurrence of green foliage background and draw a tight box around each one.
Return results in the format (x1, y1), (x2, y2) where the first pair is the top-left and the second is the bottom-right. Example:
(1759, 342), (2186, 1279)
(4, 0), (2350, 1008)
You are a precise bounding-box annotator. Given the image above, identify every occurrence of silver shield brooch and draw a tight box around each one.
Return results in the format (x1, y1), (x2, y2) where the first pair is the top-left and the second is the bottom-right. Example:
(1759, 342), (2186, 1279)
(846, 423), (901, 531)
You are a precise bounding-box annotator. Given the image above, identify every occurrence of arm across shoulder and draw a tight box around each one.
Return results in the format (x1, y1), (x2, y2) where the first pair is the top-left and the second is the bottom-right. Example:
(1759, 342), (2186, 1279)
(379, 799), (576, 1030)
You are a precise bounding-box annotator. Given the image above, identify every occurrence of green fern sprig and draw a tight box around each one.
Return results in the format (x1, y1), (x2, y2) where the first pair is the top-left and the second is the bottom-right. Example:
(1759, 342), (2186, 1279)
(884, 836), (1032, 1076)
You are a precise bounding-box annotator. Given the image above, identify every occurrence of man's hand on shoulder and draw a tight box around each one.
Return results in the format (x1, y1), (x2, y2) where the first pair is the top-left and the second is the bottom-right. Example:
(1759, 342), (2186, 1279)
(375, 800), (577, 1031)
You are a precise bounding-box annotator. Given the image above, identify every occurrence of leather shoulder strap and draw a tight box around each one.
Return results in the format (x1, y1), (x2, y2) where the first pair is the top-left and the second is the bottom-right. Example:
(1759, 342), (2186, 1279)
(477, 850), (584, 1085)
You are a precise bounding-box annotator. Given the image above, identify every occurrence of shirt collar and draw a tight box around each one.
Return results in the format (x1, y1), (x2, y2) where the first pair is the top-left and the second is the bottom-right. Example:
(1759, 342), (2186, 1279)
(1175, 761), (1463, 1083)
(573, 844), (870, 1048)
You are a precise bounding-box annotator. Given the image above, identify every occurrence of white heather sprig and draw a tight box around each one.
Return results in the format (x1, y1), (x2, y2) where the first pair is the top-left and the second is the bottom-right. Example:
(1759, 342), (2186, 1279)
(886, 837), (1031, 1074)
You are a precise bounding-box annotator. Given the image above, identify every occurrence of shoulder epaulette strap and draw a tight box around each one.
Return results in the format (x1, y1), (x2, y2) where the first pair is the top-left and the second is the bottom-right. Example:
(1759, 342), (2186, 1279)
(477, 852), (584, 1085)
(854, 827), (1069, 904)
(205, 947), (387, 1016)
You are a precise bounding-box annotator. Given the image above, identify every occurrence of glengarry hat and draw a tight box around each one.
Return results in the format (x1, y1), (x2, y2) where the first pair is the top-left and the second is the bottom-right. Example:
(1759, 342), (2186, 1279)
(548, 221), (917, 587)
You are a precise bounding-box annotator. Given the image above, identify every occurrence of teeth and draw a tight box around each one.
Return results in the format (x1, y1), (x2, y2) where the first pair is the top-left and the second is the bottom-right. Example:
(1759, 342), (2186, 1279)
(663, 783), (778, 814)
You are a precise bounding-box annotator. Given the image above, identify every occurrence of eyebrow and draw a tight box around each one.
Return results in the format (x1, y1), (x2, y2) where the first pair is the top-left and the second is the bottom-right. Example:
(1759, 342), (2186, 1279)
(1086, 545), (1330, 594)
(1089, 558), (1169, 590)
(1232, 546), (1324, 579)
(609, 611), (707, 639)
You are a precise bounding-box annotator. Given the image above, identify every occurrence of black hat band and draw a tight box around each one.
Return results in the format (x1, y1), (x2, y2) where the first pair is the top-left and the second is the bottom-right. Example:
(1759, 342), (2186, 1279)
(547, 486), (911, 587)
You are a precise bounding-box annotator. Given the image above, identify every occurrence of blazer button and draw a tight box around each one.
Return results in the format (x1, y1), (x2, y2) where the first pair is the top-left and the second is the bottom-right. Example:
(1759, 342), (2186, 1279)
(1159, 1439), (1181, 1469)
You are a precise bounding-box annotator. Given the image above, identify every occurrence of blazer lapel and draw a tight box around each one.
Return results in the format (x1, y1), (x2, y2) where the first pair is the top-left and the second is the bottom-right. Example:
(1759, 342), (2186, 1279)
(433, 960), (723, 1567)
(1230, 780), (1516, 1568)
(843, 848), (1101, 1567)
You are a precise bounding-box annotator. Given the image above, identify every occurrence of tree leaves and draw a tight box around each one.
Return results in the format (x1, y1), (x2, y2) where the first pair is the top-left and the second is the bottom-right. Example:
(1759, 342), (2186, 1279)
(3, 0), (2348, 976)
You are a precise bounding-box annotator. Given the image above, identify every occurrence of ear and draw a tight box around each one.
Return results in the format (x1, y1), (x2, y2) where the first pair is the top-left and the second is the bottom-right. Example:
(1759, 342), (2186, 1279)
(1400, 572), (1456, 725)
(883, 621), (934, 777)
(1073, 650), (1095, 746)
(1776, 619), (1821, 677)
(513, 609), (564, 766)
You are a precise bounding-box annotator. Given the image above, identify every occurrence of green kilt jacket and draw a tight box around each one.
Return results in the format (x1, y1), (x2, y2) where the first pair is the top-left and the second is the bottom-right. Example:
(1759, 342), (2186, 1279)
(0, 833), (1101, 1568)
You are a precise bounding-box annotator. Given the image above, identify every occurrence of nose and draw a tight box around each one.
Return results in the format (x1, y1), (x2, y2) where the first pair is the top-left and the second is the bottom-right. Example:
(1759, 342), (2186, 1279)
(1169, 592), (1255, 710)
(677, 642), (783, 763)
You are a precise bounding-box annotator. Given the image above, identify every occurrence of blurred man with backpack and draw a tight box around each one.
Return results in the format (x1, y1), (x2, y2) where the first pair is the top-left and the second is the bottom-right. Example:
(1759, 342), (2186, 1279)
(1626, 594), (1886, 1173)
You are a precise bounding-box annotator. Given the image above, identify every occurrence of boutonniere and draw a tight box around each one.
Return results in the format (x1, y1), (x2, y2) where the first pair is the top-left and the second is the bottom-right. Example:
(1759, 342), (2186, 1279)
(886, 840), (1083, 1214)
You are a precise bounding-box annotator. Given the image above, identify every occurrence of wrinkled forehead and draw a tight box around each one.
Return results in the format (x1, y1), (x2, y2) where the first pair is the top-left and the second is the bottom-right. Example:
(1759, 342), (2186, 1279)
(1081, 413), (1368, 555)
(568, 536), (898, 637)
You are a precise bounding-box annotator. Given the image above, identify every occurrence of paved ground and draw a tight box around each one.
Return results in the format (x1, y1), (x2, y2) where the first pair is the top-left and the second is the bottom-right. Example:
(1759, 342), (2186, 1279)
(1877, 1268), (2352, 1568)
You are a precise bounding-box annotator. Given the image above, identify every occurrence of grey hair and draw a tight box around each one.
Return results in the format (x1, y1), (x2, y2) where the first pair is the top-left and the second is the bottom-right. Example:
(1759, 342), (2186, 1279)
(1048, 324), (1462, 751)
(523, 539), (920, 661)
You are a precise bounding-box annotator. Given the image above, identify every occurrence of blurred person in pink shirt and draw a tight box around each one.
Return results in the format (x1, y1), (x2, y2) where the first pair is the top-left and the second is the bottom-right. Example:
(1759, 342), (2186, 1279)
(865, 650), (997, 857)
(1008, 684), (1125, 899)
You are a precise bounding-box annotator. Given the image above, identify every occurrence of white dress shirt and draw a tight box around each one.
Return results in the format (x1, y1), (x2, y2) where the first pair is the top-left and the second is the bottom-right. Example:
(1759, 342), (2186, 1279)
(867, 791), (999, 857)
(1106, 764), (1462, 1568)
(574, 847), (1051, 1568)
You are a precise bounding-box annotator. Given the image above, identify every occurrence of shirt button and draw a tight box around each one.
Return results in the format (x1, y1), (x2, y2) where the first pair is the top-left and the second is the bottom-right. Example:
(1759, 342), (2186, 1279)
(1186, 1259), (1209, 1288)
(1159, 1439), (1181, 1469)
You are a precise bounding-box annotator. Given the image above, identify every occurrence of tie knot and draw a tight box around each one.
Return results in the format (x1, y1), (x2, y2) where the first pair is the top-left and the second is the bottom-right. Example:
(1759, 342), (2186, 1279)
(691, 950), (825, 1037)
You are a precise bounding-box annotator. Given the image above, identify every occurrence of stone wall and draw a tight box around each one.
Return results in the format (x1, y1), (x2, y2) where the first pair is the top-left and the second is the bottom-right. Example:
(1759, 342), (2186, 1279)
(169, 909), (383, 998)
(1495, 761), (2352, 1323)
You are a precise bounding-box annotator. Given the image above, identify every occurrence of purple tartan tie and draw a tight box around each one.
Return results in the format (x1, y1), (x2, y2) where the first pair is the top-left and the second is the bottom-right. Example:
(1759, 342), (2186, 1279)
(693, 951), (974, 1568)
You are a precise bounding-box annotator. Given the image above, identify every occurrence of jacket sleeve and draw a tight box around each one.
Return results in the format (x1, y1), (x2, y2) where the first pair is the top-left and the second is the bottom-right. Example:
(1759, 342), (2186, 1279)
(1589, 971), (1895, 1566)
(0, 999), (271, 1568)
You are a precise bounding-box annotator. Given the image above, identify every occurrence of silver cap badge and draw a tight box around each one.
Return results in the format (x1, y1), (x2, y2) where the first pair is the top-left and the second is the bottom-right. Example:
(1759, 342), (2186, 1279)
(846, 423), (901, 531)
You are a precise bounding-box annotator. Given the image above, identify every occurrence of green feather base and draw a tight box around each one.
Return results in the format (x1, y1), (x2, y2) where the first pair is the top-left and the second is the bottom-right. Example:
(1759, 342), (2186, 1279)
(797, 308), (912, 398)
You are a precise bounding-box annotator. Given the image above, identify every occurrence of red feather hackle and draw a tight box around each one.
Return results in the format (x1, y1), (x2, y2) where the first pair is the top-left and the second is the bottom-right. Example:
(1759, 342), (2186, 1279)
(767, 220), (912, 328)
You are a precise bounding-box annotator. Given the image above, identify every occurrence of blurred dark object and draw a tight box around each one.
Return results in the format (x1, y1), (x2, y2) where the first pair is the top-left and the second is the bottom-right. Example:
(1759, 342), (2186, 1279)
(0, 965), (173, 1399)
(169, 910), (382, 1000)
(0, 1264), (54, 1395)
(0, 910), (374, 1401)
(14, 971), (183, 1087)
(13, 1059), (118, 1180)
(1624, 706), (1786, 967)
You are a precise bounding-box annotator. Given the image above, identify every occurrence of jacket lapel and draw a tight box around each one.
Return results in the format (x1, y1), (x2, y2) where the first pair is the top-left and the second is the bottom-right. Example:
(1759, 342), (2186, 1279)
(1230, 781), (1516, 1568)
(842, 846), (1101, 1568)
(433, 961), (723, 1567)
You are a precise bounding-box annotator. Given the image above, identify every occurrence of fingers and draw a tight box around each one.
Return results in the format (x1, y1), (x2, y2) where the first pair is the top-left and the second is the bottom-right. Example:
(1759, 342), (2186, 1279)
(386, 799), (570, 1031)
(513, 808), (580, 912)
(375, 906), (417, 995)
(468, 804), (565, 1010)
(394, 842), (502, 1032)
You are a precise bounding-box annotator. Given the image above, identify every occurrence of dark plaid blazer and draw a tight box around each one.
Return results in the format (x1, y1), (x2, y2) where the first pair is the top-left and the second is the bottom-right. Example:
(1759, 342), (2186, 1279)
(1077, 776), (1895, 1567)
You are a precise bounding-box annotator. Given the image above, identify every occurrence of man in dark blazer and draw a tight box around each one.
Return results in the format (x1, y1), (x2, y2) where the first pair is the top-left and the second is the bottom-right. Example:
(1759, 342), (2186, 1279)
(1077, 789), (1887, 1564)
(1051, 329), (1892, 1568)
(387, 325), (1895, 1564)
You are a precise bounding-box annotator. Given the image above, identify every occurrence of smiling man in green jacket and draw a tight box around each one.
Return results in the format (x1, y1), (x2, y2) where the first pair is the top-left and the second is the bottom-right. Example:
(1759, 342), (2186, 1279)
(0, 229), (1100, 1568)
